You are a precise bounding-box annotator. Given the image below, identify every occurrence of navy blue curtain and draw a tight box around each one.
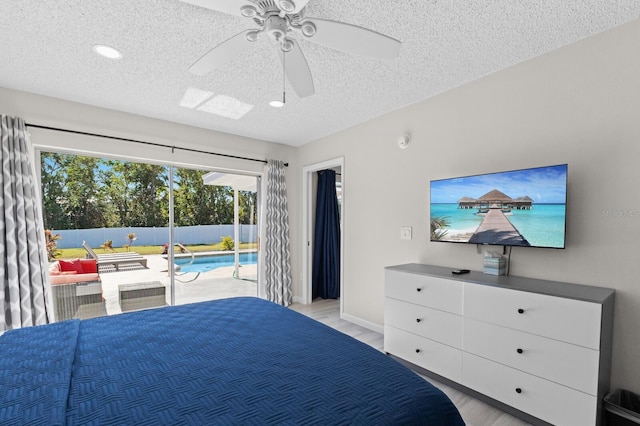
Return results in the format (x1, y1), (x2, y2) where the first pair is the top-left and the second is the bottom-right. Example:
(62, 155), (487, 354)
(312, 170), (340, 299)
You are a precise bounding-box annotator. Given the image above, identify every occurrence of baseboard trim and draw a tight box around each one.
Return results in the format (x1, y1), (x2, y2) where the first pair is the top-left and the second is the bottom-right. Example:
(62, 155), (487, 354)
(341, 312), (384, 335)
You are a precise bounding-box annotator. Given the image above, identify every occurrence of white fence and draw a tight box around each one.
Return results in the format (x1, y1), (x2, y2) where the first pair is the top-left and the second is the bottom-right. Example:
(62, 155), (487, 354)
(52, 225), (258, 249)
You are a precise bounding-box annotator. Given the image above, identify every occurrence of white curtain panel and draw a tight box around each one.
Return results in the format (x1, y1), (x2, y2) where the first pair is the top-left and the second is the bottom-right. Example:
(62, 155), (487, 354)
(264, 160), (292, 306)
(0, 116), (53, 330)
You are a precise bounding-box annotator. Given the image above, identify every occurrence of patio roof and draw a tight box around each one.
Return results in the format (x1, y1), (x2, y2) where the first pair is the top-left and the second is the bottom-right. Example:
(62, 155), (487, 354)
(202, 172), (257, 192)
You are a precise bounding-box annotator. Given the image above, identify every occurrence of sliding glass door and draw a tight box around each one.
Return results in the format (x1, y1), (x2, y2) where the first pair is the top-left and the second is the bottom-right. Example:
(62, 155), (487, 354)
(39, 151), (259, 320)
(171, 166), (259, 305)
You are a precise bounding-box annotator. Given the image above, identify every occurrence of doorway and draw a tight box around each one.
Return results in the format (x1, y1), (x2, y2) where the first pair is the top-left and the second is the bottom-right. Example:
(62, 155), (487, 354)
(302, 157), (344, 313)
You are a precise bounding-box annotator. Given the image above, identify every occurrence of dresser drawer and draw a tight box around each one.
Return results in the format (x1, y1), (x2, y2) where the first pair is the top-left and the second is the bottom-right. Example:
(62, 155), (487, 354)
(385, 325), (462, 382)
(386, 298), (462, 348)
(464, 318), (600, 395)
(385, 270), (463, 314)
(463, 353), (596, 426)
(464, 284), (602, 349)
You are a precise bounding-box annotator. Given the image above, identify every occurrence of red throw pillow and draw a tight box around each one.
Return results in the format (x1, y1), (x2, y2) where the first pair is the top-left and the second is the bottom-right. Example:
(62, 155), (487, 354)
(79, 259), (98, 274)
(59, 259), (86, 274)
(58, 259), (77, 272)
(72, 259), (85, 274)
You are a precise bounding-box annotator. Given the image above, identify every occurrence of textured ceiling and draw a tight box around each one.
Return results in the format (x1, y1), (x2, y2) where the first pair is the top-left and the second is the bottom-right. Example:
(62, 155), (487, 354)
(1, 1), (639, 147)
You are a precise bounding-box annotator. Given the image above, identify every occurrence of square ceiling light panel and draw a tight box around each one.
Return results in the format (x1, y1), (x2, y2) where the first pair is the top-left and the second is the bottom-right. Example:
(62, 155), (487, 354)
(197, 95), (254, 120)
(179, 87), (215, 108)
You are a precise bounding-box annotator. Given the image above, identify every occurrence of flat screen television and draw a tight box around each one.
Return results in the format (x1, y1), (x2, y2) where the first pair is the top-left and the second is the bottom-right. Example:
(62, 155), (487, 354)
(430, 164), (567, 249)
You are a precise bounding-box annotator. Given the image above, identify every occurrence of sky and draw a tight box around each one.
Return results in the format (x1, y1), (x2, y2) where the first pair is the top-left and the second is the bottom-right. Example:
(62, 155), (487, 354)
(430, 164), (568, 204)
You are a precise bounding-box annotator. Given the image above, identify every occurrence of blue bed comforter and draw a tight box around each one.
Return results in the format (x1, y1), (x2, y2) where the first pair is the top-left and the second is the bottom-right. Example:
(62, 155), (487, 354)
(1, 297), (464, 425)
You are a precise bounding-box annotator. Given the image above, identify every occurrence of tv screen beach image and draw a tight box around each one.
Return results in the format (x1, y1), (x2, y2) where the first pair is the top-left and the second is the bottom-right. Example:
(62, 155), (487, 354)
(430, 164), (567, 248)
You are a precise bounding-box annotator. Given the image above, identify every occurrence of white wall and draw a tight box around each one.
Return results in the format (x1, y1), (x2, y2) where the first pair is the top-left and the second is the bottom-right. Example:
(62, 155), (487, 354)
(0, 87), (294, 174)
(297, 19), (640, 393)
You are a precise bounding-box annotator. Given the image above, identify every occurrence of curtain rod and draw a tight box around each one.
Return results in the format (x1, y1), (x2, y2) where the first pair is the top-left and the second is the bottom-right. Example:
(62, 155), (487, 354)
(25, 123), (288, 167)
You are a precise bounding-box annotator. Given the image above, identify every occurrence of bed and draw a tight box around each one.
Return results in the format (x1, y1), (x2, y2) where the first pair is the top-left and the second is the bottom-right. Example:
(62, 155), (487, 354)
(0, 297), (464, 425)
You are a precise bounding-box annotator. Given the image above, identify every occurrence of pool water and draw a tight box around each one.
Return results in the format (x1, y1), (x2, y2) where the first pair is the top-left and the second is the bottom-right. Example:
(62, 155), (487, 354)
(175, 252), (258, 273)
(431, 203), (566, 248)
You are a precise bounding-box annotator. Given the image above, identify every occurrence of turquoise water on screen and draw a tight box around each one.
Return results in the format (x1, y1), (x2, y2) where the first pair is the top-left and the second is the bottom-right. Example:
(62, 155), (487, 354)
(175, 252), (257, 273)
(431, 204), (566, 248)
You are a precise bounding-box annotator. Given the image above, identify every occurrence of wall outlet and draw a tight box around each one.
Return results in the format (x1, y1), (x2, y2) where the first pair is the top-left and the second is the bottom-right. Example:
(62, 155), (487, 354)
(400, 226), (412, 240)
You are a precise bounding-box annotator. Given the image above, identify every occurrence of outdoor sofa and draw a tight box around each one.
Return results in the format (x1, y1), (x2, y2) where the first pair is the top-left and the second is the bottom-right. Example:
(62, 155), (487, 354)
(49, 258), (105, 321)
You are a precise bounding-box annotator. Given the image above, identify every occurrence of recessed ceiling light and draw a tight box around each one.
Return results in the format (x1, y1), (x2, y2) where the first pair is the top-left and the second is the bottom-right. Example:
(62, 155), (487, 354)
(269, 100), (284, 108)
(93, 44), (122, 60)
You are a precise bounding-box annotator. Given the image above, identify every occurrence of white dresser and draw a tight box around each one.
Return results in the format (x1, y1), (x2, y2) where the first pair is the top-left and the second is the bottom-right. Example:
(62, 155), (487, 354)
(384, 264), (615, 426)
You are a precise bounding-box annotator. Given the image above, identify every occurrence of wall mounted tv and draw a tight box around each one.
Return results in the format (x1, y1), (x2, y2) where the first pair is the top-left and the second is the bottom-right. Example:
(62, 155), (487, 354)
(430, 164), (567, 249)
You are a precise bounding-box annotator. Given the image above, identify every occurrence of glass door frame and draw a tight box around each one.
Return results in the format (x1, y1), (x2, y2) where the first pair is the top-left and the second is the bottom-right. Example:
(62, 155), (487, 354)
(34, 146), (263, 308)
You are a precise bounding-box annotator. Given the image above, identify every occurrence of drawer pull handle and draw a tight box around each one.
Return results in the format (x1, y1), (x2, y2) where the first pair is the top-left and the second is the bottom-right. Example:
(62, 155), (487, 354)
(517, 308), (525, 314)
(416, 318), (422, 323)
(416, 288), (422, 292)
(517, 348), (524, 354)
(515, 388), (522, 394)
(415, 349), (421, 353)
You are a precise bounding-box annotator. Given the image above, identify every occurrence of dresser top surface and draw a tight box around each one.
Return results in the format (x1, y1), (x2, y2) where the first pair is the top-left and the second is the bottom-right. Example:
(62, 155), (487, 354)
(385, 263), (615, 304)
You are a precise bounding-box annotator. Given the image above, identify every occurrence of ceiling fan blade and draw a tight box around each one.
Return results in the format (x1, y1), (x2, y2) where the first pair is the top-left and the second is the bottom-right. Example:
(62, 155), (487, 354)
(278, 41), (315, 98)
(304, 18), (401, 60)
(179, 0), (254, 17)
(189, 30), (253, 75)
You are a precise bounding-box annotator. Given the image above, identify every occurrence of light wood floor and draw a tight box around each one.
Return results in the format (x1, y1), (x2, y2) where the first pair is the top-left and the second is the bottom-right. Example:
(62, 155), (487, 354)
(290, 299), (531, 426)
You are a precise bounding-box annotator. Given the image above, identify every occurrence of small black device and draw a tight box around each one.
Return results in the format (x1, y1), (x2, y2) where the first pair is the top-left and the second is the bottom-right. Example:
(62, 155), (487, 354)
(451, 269), (470, 275)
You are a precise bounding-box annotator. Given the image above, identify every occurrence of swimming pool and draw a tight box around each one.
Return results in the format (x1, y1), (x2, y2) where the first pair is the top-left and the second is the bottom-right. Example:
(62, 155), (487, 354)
(175, 252), (257, 273)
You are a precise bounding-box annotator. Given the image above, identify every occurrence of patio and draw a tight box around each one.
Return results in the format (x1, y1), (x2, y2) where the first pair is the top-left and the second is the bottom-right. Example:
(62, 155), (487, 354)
(99, 254), (258, 315)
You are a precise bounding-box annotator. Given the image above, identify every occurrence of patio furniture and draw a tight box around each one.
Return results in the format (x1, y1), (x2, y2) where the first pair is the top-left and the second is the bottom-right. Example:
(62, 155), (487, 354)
(49, 258), (101, 285)
(118, 281), (167, 312)
(83, 241), (148, 272)
(49, 258), (106, 321)
(50, 280), (105, 321)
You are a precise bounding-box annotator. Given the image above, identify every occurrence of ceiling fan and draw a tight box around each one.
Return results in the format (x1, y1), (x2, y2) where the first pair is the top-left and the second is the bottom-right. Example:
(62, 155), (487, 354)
(180, 0), (401, 99)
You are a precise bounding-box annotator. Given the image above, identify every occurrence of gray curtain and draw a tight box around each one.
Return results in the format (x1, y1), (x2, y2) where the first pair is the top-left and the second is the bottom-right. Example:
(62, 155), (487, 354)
(264, 160), (292, 306)
(0, 115), (53, 331)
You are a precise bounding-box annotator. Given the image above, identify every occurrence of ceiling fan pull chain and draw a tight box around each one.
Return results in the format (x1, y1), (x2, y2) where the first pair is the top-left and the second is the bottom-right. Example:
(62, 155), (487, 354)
(282, 51), (286, 105)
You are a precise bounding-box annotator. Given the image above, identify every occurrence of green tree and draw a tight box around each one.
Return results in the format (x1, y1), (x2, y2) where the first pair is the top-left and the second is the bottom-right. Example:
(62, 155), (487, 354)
(174, 168), (234, 226)
(238, 190), (257, 225)
(42, 153), (107, 229)
(99, 159), (131, 227)
(123, 162), (168, 227)
(99, 160), (169, 227)
(41, 153), (257, 232)
(65, 155), (107, 228)
(41, 152), (69, 230)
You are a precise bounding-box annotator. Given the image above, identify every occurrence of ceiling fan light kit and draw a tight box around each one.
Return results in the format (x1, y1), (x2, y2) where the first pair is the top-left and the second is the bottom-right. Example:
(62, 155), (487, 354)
(240, 5), (257, 18)
(277, 0), (297, 13)
(245, 30), (260, 42)
(181, 0), (401, 101)
(300, 21), (316, 37)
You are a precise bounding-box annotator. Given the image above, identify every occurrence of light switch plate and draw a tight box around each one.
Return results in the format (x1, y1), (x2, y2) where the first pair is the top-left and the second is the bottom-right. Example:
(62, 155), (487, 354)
(400, 226), (412, 240)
